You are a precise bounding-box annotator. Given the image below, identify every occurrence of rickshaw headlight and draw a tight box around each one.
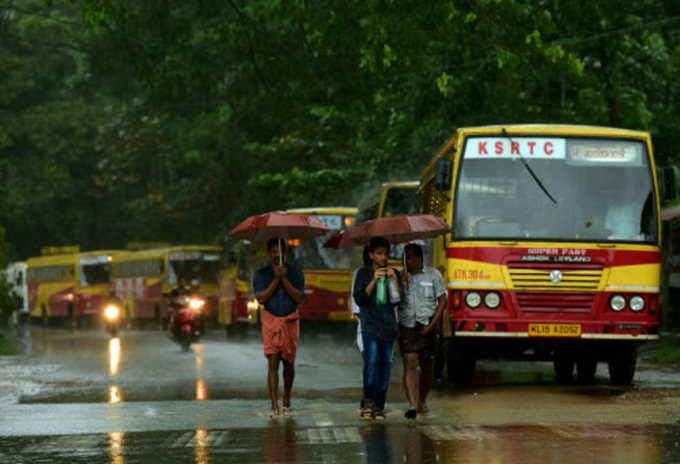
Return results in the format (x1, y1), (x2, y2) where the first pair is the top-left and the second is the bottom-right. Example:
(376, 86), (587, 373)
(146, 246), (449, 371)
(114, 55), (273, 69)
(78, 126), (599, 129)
(484, 292), (501, 309)
(610, 295), (626, 312)
(465, 292), (481, 309)
(629, 296), (645, 312)
(189, 298), (205, 310)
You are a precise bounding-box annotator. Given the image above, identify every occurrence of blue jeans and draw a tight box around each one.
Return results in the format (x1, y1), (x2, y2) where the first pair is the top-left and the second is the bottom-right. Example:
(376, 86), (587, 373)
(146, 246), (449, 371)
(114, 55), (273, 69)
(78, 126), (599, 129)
(362, 331), (393, 411)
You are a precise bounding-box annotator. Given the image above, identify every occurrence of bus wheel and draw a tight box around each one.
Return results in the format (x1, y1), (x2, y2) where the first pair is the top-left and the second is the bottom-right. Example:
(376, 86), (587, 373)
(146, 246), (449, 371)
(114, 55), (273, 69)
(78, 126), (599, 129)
(41, 305), (48, 327)
(608, 345), (637, 385)
(155, 305), (163, 331)
(445, 338), (476, 386)
(68, 304), (76, 331)
(576, 357), (598, 385)
(553, 350), (575, 384)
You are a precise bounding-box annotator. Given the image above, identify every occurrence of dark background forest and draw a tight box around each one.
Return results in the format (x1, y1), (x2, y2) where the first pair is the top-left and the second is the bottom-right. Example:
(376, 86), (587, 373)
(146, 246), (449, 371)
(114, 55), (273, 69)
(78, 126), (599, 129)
(2, 0), (680, 262)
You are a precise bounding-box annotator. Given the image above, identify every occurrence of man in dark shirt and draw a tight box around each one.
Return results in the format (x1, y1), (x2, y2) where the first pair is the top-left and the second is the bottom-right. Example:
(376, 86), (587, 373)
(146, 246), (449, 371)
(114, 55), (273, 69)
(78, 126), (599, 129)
(353, 236), (400, 420)
(253, 237), (305, 417)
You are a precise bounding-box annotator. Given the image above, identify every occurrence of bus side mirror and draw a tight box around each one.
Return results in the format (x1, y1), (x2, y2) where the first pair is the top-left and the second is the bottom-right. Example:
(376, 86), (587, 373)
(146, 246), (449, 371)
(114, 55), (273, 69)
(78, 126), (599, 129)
(435, 158), (453, 191)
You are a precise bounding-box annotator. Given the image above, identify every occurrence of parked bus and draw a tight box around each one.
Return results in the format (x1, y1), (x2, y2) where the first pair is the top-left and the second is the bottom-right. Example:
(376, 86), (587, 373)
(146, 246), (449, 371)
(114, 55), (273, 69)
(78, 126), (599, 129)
(218, 208), (359, 334)
(110, 245), (222, 324)
(27, 247), (120, 326)
(358, 180), (419, 221)
(420, 124), (664, 386)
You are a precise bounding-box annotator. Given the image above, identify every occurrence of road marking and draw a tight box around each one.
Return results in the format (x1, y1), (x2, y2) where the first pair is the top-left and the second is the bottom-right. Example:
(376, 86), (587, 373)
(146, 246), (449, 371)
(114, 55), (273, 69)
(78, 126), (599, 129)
(23, 434), (104, 454)
(422, 425), (497, 442)
(296, 427), (362, 444)
(162, 430), (230, 448)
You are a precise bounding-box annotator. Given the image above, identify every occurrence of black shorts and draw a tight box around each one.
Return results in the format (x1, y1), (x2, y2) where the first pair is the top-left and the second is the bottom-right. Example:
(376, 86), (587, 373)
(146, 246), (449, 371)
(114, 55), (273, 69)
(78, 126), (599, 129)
(398, 323), (439, 360)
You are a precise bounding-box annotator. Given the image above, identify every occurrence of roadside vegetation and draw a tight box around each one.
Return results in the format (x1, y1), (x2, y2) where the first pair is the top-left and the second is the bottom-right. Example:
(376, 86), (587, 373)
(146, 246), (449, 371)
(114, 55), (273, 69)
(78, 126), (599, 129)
(641, 336), (680, 365)
(0, 332), (17, 356)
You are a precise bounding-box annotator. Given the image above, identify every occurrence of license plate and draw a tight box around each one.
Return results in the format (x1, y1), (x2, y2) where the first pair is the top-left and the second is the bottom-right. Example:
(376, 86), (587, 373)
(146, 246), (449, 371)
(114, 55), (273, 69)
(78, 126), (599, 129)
(528, 323), (581, 337)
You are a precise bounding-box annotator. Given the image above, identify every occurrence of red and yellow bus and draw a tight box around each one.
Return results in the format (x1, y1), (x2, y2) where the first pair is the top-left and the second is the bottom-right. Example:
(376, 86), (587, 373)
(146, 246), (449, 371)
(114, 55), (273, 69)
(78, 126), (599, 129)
(218, 208), (358, 333)
(420, 125), (662, 385)
(110, 245), (222, 324)
(27, 247), (120, 326)
(286, 207), (358, 328)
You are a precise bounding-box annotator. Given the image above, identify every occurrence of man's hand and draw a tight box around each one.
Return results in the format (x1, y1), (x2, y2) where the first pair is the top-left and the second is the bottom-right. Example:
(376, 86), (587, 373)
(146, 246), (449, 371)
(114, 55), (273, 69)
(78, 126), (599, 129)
(400, 272), (409, 287)
(274, 265), (288, 279)
(386, 268), (397, 278)
(421, 323), (435, 335)
(373, 268), (387, 280)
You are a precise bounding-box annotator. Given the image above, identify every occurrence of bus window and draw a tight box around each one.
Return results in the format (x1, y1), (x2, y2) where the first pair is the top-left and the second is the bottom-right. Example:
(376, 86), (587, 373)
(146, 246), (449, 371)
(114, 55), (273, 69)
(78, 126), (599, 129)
(79, 255), (111, 287)
(169, 251), (221, 284)
(288, 234), (353, 270)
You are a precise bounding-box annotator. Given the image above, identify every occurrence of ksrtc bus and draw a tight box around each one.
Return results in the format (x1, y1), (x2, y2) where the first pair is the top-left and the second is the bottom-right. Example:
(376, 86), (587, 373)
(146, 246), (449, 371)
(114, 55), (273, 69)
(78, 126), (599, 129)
(110, 245), (222, 324)
(358, 180), (420, 221)
(27, 247), (120, 326)
(420, 124), (664, 386)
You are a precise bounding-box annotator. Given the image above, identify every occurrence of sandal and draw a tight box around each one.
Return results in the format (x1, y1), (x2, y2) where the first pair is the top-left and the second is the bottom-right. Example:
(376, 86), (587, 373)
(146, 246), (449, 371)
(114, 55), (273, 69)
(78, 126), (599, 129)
(361, 406), (373, 420)
(417, 404), (429, 416)
(269, 409), (281, 418)
(282, 406), (293, 416)
(404, 408), (417, 420)
(373, 409), (385, 421)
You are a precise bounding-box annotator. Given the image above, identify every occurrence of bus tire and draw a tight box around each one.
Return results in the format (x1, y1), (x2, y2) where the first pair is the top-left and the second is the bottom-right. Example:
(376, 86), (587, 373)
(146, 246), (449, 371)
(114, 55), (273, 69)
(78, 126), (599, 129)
(41, 305), (48, 327)
(445, 338), (476, 386)
(608, 344), (637, 385)
(68, 303), (76, 331)
(576, 357), (598, 385)
(553, 350), (575, 384)
(155, 305), (162, 331)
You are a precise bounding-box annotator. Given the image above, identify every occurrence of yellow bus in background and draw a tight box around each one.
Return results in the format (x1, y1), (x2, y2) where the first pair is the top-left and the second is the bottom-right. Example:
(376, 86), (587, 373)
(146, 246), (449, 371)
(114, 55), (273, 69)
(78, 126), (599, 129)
(110, 245), (222, 324)
(27, 247), (120, 326)
(358, 180), (420, 221)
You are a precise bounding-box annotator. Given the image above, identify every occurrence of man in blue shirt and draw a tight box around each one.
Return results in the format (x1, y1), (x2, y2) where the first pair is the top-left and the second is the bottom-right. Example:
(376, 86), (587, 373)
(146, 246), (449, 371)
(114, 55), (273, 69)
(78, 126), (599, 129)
(253, 237), (305, 417)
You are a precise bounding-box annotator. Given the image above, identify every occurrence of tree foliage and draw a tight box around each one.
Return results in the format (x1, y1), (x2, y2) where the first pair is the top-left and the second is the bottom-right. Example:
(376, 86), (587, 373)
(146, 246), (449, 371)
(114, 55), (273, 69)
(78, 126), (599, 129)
(2, 0), (680, 259)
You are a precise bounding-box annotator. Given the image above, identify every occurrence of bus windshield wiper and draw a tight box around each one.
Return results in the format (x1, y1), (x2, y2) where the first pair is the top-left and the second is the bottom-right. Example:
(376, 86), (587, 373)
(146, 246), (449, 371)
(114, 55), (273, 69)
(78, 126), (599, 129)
(502, 128), (557, 205)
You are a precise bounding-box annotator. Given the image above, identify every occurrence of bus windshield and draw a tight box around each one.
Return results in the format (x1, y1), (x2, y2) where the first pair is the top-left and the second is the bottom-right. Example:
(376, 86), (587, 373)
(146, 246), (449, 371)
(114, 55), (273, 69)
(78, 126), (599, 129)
(454, 137), (658, 243)
(168, 251), (221, 285)
(79, 255), (110, 287)
(382, 187), (418, 217)
(288, 234), (353, 270)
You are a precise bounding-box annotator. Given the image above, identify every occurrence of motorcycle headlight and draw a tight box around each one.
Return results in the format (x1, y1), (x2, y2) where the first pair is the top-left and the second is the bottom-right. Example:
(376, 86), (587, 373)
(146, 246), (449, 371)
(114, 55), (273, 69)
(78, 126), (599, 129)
(189, 298), (205, 310)
(247, 299), (260, 312)
(629, 296), (645, 312)
(104, 305), (120, 320)
(610, 294), (626, 312)
(465, 292), (481, 309)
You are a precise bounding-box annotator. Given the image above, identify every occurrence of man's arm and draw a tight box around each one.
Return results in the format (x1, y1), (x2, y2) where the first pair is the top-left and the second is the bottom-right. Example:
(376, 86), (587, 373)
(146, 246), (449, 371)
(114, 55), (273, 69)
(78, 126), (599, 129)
(255, 270), (280, 304)
(423, 270), (448, 334)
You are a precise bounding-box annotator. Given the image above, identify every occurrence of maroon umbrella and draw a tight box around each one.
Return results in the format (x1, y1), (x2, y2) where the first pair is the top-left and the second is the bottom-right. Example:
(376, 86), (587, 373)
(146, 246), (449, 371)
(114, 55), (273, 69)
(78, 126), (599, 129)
(349, 214), (451, 245)
(229, 211), (331, 242)
(322, 229), (359, 249)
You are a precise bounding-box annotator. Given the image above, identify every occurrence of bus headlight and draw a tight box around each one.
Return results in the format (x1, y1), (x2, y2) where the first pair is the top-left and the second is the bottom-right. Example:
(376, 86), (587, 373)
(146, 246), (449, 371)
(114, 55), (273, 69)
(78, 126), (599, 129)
(610, 295), (626, 312)
(484, 292), (501, 309)
(465, 292), (481, 309)
(629, 296), (645, 312)
(104, 305), (120, 320)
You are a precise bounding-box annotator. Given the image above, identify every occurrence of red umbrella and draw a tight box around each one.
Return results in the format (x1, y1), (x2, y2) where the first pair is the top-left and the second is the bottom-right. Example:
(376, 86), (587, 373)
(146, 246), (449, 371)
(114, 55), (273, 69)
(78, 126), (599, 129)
(322, 229), (359, 249)
(229, 211), (331, 263)
(349, 214), (451, 245)
(229, 211), (331, 242)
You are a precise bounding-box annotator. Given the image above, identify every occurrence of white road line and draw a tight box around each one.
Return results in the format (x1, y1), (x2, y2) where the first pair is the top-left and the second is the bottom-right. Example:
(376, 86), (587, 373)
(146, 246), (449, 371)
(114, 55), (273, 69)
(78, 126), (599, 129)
(23, 434), (104, 454)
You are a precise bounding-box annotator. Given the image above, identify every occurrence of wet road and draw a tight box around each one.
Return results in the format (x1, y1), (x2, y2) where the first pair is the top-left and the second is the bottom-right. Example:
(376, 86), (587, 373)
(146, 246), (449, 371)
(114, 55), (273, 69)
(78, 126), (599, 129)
(1, 328), (679, 463)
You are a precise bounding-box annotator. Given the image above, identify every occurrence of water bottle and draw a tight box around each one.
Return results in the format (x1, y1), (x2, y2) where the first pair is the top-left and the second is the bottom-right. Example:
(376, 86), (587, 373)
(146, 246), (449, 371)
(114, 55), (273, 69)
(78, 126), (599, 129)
(376, 276), (387, 304)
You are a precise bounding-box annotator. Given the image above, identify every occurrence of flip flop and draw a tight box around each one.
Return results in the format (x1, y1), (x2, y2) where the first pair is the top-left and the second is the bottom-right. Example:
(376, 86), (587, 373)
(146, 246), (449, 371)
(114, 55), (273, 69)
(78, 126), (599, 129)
(269, 409), (281, 418)
(417, 405), (429, 416)
(282, 406), (293, 416)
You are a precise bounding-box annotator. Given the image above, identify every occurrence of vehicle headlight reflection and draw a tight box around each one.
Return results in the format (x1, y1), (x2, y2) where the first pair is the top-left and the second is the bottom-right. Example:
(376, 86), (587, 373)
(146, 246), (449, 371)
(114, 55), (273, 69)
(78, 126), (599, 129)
(109, 337), (121, 376)
(109, 385), (122, 404)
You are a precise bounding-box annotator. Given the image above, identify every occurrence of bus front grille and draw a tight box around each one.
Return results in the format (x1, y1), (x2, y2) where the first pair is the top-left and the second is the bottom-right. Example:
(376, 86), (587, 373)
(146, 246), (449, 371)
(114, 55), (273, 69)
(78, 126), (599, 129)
(507, 262), (603, 291)
(516, 291), (596, 313)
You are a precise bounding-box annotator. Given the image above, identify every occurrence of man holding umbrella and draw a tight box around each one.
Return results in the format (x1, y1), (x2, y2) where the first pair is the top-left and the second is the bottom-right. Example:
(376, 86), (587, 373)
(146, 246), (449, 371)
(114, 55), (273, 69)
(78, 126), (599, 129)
(230, 211), (330, 417)
(254, 237), (305, 417)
